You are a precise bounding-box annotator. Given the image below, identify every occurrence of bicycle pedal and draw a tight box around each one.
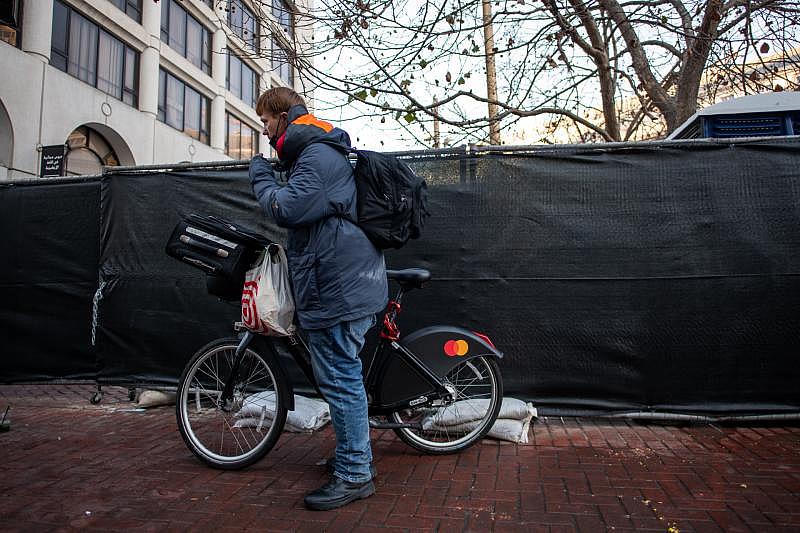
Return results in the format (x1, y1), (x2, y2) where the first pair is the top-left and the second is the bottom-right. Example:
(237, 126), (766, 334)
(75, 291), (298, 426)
(233, 321), (246, 332)
(367, 417), (383, 428)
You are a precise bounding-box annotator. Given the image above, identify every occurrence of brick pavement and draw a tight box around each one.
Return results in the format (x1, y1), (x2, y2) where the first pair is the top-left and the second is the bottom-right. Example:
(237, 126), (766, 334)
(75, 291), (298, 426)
(1, 383), (799, 532)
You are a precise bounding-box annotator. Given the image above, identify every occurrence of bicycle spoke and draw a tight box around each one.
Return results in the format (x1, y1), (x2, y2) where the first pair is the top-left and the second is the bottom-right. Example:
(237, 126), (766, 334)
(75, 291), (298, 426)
(391, 356), (501, 451)
(190, 388), (216, 412)
(241, 360), (269, 392)
(178, 341), (286, 468)
(196, 365), (222, 389)
(221, 415), (246, 454)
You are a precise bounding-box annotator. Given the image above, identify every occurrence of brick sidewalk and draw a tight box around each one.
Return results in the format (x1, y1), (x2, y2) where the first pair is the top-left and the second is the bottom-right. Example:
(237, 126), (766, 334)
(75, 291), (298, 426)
(1, 383), (798, 532)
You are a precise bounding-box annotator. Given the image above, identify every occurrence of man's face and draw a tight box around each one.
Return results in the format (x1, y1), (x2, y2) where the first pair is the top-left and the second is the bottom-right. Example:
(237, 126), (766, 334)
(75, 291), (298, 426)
(260, 111), (288, 143)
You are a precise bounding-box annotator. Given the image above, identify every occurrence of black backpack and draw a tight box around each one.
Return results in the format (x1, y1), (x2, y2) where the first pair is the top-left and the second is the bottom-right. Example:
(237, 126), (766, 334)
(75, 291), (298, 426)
(318, 142), (429, 249)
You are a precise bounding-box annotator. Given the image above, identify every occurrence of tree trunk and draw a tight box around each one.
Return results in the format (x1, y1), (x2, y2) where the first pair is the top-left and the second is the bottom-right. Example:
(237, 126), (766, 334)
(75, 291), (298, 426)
(569, 0), (620, 141)
(673, 0), (725, 129)
(482, 0), (502, 145)
(599, 0), (677, 131)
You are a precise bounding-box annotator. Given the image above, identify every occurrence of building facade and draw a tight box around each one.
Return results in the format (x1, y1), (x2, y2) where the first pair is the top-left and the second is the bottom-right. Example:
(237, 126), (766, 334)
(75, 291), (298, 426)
(0, 0), (307, 179)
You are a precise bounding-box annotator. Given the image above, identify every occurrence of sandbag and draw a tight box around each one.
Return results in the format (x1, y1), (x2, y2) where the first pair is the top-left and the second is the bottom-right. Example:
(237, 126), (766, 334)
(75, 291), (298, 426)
(235, 392), (330, 432)
(421, 397), (537, 443)
(135, 389), (176, 408)
(422, 397), (536, 427)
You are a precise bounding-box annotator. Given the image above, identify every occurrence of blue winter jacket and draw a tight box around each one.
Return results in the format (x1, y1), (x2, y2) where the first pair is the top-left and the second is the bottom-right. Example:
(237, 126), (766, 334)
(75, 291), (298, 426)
(249, 105), (388, 330)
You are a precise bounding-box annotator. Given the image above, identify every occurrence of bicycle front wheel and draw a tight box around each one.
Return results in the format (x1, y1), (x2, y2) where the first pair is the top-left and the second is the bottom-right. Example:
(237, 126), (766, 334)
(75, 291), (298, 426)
(390, 355), (503, 454)
(176, 337), (288, 469)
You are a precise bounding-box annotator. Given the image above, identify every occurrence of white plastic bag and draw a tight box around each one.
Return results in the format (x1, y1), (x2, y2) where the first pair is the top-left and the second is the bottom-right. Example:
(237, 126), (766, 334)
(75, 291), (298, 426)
(241, 244), (296, 336)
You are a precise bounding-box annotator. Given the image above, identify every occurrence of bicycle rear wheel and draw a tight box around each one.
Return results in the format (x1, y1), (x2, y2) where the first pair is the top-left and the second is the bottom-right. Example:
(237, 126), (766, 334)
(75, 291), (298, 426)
(390, 355), (503, 454)
(176, 337), (288, 469)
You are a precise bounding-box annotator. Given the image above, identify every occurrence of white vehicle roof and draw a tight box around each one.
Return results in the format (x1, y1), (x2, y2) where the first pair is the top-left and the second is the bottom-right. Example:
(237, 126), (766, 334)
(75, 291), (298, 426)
(668, 92), (800, 139)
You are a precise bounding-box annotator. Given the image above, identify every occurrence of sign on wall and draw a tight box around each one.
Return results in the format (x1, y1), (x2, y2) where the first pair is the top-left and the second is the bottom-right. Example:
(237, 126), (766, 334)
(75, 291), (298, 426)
(40, 145), (68, 177)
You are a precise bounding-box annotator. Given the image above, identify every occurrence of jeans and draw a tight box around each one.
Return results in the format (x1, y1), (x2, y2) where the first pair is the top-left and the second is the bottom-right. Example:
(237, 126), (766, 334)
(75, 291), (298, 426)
(305, 314), (376, 484)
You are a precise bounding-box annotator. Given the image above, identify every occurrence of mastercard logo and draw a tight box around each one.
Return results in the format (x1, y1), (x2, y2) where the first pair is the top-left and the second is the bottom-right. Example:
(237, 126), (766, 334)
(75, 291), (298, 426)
(444, 339), (469, 357)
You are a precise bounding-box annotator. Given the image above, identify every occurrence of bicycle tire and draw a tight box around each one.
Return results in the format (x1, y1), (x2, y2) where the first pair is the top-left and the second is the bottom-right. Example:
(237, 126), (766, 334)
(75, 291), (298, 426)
(176, 337), (288, 469)
(389, 355), (503, 454)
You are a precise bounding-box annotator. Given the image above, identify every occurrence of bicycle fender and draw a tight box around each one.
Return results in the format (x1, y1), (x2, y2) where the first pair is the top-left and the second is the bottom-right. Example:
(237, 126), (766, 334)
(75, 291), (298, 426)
(375, 326), (502, 408)
(401, 325), (503, 376)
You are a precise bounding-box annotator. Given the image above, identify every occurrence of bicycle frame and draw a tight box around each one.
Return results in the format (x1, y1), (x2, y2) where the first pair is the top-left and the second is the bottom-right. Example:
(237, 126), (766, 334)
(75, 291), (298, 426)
(220, 284), (454, 419)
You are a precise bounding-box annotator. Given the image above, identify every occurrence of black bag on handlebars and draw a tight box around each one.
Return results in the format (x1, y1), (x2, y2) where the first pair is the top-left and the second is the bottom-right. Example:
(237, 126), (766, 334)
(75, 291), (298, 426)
(165, 214), (270, 299)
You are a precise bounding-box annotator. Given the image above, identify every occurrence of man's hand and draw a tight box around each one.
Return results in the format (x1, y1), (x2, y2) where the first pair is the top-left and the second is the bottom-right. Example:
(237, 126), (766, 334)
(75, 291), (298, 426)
(249, 154), (275, 184)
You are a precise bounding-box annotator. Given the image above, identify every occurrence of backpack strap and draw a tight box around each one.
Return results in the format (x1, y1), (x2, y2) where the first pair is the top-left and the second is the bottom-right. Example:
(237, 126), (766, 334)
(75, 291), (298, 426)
(309, 139), (359, 225)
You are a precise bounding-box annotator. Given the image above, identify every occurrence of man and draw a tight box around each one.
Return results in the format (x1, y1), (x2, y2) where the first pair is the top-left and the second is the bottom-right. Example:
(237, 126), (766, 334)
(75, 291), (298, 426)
(249, 87), (387, 511)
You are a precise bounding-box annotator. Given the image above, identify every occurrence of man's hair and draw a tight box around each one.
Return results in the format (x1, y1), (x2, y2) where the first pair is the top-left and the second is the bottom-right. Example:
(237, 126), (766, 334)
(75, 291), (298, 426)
(256, 87), (306, 116)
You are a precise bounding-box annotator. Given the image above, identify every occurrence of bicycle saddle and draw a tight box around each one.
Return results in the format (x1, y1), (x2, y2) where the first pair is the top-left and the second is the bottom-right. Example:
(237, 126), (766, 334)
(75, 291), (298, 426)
(386, 268), (431, 289)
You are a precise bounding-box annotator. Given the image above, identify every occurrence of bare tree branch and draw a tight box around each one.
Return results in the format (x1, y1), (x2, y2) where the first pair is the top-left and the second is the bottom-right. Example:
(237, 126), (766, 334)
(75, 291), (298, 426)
(209, 0), (800, 147)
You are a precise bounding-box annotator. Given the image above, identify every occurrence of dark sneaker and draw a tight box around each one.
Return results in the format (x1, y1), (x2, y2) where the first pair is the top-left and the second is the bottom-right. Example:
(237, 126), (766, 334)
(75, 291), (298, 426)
(304, 476), (375, 511)
(324, 457), (377, 479)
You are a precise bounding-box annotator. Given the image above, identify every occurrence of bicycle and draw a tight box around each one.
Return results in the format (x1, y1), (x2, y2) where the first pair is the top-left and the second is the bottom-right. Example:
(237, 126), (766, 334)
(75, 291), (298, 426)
(170, 225), (504, 470)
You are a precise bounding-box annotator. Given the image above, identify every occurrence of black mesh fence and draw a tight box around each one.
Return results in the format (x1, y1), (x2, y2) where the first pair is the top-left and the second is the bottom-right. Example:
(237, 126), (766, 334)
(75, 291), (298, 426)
(2, 138), (799, 415)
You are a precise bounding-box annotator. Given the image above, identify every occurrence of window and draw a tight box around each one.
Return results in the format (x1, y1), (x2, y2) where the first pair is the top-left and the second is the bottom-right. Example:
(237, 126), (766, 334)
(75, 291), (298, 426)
(122, 47), (138, 106)
(109, 0), (142, 23)
(186, 17), (207, 71)
(167, 1), (186, 56)
(272, 38), (293, 87)
(228, 0), (259, 52)
(51, 2), (69, 70)
(228, 55), (241, 99)
(272, 0), (293, 38)
(51, 1), (139, 106)
(184, 87), (203, 140)
(227, 54), (259, 108)
(165, 73), (184, 130)
(226, 113), (258, 160)
(160, 0), (211, 75)
(158, 69), (210, 144)
(0, 0), (21, 47)
(97, 32), (123, 97)
(68, 12), (98, 84)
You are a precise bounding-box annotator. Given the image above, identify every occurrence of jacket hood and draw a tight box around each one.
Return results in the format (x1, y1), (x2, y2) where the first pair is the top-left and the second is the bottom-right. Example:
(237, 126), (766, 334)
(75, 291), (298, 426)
(279, 105), (351, 163)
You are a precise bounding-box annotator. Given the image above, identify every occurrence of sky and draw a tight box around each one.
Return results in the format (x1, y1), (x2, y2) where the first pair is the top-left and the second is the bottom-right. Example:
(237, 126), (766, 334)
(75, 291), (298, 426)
(300, 1), (800, 152)
(301, 0), (503, 152)
(311, 84), (490, 152)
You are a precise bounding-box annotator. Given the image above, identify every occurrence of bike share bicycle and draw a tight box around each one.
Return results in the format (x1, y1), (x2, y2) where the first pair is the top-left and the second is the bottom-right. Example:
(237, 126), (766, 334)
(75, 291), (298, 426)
(166, 214), (504, 469)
